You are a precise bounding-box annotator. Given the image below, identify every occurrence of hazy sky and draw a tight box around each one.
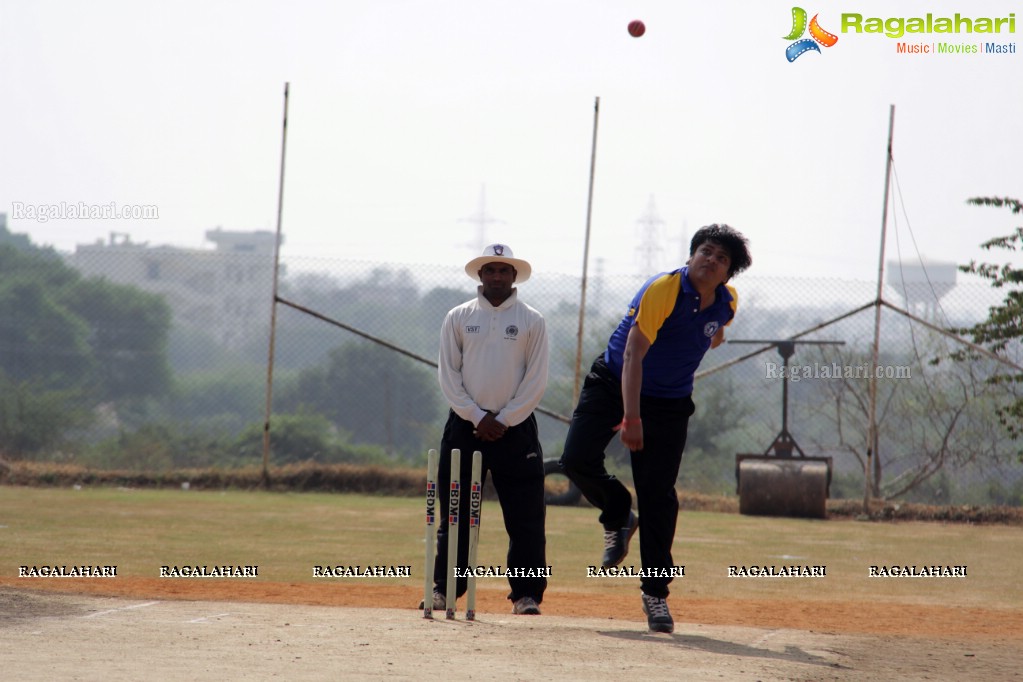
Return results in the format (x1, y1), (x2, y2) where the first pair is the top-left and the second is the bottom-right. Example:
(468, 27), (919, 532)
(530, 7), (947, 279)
(2, 0), (1021, 281)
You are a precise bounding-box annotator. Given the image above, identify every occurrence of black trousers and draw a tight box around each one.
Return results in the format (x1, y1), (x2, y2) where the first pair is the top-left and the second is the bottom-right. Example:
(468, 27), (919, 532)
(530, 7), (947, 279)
(559, 356), (695, 599)
(432, 410), (547, 603)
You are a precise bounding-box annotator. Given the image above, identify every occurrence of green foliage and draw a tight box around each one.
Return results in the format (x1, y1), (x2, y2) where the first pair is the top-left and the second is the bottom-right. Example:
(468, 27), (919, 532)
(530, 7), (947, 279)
(828, 471), (864, 500)
(0, 224), (38, 252)
(0, 236), (174, 401)
(0, 373), (92, 455)
(61, 277), (173, 400)
(163, 367), (269, 434)
(678, 374), (756, 493)
(420, 286), (471, 334)
(257, 267), (443, 370)
(232, 412), (390, 466)
(957, 196), (1023, 450)
(0, 277), (94, 388)
(900, 470), (953, 505)
(804, 337), (1017, 503)
(277, 341), (441, 458)
(0, 235), (174, 458)
(75, 413), (390, 471)
(166, 324), (247, 374)
(986, 477), (1023, 507)
(76, 423), (228, 471)
(0, 240), (78, 288)
(0, 245), (95, 456)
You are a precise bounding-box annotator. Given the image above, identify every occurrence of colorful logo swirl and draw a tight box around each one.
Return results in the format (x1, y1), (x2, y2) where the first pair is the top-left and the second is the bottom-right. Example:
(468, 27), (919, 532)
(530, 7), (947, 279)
(784, 7), (838, 62)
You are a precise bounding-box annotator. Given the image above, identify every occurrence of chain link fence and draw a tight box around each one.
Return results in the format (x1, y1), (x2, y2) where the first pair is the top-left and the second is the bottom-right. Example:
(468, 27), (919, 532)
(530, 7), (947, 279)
(3, 230), (1021, 506)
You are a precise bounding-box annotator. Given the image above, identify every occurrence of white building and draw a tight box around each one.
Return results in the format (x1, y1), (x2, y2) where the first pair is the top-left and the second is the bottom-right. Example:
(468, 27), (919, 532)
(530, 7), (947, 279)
(66, 228), (282, 349)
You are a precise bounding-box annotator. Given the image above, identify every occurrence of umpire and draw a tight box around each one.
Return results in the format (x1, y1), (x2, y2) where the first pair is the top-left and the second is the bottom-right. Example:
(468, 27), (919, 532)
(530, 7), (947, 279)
(428, 243), (550, 615)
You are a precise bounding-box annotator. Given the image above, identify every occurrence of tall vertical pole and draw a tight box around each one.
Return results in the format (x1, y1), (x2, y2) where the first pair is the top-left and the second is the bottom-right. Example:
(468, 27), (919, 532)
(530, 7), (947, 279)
(262, 82), (290, 486)
(573, 96), (601, 408)
(865, 104), (895, 512)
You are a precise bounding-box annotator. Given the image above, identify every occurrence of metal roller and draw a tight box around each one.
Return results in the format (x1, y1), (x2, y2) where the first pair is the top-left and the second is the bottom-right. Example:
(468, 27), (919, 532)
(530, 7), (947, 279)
(730, 339), (842, 520)
(737, 456), (830, 519)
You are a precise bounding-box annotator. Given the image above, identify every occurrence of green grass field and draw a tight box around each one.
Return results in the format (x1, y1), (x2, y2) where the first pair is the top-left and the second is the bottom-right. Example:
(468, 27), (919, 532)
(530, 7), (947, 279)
(2, 485), (1020, 611)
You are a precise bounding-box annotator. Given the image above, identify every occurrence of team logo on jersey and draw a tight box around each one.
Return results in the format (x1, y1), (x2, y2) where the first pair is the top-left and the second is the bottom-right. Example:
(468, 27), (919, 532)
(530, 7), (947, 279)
(505, 325), (519, 337)
(466, 325), (480, 333)
(704, 321), (720, 337)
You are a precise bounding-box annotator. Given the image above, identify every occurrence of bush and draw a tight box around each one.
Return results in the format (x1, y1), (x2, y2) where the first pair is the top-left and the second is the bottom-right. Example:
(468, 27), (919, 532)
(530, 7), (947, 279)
(232, 412), (391, 466)
(0, 375), (92, 457)
(77, 423), (232, 471)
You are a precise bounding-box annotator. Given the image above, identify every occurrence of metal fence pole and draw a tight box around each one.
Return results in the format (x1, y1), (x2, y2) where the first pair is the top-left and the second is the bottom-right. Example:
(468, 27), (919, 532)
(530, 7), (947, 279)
(262, 82), (290, 486)
(573, 96), (601, 409)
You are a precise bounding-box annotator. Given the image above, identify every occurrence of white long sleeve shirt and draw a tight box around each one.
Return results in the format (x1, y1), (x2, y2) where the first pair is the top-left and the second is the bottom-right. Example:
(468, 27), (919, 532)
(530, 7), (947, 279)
(438, 287), (549, 428)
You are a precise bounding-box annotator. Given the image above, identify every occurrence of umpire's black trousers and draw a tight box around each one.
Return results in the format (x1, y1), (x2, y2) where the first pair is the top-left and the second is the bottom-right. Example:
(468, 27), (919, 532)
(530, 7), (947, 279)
(559, 355), (695, 599)
(433, 410), (547, 604)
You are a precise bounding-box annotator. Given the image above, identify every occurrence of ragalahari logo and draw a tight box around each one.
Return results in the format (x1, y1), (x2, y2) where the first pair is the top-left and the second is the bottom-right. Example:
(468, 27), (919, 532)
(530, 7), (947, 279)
(784, 7), (839, 61)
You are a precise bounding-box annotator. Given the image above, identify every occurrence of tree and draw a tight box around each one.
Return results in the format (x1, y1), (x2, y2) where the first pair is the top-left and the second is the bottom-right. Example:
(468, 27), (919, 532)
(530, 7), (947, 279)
(232, 412), (389, 466)
(0, 373), (91, 455)
(0, 239), (77, 287)
(158, 366), (268, 435)
(277, 341), (441, 458)
(420, 286), (470, 321)
(0, 242), (173, 401)
(957, 196), (1023, 452)
(677, 373), (756, 493)
(807, 343), (1014, 502)
(61, 278), (172, 401)
(0, 237), (174, 457)
(0, 278), (94, 389)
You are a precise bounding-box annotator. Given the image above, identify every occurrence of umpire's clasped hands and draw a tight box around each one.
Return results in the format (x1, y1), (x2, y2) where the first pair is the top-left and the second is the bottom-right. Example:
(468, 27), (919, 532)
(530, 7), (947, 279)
(474, 412), (508, 441)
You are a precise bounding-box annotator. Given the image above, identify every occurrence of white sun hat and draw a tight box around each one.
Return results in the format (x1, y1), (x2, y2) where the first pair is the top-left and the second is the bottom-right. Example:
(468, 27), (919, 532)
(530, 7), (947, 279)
(464, 243), (532, 283)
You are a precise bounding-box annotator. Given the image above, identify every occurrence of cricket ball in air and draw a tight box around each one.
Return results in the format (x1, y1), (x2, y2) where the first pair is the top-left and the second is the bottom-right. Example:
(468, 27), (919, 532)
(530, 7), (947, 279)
(628, 20), (645, 37)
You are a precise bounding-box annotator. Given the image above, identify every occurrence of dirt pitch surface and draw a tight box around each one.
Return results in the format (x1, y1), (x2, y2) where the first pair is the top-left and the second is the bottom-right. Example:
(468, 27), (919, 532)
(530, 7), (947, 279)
(2, 580), (1020, 681)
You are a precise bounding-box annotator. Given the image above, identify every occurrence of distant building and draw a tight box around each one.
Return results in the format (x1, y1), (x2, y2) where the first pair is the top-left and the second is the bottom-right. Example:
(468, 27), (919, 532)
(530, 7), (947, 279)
(66, 228), (282, 349)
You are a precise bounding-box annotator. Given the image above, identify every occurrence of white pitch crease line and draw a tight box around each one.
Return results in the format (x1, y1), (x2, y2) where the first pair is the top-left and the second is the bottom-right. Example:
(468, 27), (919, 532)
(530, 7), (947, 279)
(187, 613), (232, 623)
(82, 601), (160, 619)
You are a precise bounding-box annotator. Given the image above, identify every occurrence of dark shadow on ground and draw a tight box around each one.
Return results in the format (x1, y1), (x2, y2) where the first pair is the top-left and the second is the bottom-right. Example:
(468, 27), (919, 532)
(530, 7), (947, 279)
(599, 629), (850, 670)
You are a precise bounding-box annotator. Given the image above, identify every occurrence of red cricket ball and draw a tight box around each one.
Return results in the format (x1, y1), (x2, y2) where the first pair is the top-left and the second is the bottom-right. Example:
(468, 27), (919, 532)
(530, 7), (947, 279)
(628, 20), (645, 38)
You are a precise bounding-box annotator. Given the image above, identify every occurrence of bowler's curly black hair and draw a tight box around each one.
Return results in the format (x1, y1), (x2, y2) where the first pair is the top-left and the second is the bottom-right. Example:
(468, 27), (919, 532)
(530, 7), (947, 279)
(689, 224), (752, 279)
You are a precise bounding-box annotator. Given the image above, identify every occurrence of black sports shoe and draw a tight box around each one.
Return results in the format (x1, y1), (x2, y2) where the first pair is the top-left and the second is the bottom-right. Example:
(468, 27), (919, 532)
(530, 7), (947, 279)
(601, 510), (638, 568)
(512, 596), (541, 615)
(641, 593), (674, 634)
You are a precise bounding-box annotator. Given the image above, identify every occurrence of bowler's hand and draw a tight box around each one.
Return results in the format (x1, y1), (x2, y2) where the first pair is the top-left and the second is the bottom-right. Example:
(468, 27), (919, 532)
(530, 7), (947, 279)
(619, 418), (644, 452)
(475, 413), (507, 442)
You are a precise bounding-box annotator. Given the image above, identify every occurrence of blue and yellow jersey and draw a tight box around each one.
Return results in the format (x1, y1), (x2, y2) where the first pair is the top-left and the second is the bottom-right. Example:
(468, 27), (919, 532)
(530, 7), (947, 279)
(604, 267), (736, 398)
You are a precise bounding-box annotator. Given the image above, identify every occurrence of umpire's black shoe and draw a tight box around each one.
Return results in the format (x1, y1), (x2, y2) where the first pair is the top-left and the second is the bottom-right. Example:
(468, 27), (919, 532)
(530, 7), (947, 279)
(601, 510), (638, 568)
